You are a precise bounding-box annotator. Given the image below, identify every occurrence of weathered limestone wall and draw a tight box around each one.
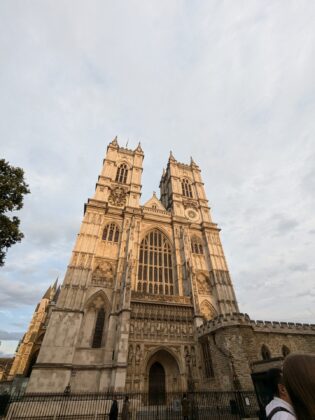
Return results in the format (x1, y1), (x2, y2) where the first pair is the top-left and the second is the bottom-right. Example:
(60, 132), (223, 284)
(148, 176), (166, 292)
(198, 313), (315, 391)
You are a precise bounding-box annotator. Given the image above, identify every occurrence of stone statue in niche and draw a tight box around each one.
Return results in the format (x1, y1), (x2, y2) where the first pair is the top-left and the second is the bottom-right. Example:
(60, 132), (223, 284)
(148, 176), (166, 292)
(128, 345), (134, 363)
(184, 346), (190, 366)
(135, 345), (141, 364)
(191, 346), (196, 367)
(108, 186), (127, 207)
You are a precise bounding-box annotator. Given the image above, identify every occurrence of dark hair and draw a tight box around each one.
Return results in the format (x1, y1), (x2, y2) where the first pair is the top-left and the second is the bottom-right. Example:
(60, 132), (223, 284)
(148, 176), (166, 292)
(283, 353), (315, 420)
(267, 368), (283, 397)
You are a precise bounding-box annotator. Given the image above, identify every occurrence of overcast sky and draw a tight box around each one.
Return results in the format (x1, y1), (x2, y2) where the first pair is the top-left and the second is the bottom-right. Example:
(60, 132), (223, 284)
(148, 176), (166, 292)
(1, 1), (315, 357)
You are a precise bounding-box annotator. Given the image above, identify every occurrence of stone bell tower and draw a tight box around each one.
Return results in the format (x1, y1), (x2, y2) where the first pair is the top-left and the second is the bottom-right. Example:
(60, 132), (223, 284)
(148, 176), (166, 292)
(27, 137), (144, 393)
(159, 152), (239, 317)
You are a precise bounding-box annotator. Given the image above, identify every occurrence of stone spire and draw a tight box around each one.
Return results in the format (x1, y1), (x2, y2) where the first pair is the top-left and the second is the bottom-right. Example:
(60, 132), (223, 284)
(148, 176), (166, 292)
(169, 150), (176, 162)
(135, 142), (143, 154)
(190, 156), (198, 168)
(109, 136), (119, 147)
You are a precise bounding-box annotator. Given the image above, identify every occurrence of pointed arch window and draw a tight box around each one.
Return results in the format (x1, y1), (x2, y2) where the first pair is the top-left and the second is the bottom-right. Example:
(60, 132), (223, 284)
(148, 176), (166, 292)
(261, 344), (271, 361)
(201, 339), (214, 378)
(137, 229), (174, 295)
(191, 237), (203, 254)
(181, 178), (193, 198)
(102, 223), (120, 242)
(92, 307), (105, 348)
(115, 164), (128, 184)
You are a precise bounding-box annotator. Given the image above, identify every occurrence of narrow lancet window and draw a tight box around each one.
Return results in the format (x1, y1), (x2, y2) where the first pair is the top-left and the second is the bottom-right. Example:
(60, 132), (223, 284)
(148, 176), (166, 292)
(201, 340), (214, 378)
(92, 308), (105, 348)
(102, 223), (119, 242)
(191, 237), (204, 254)
(181, 178), (193, 198)
(115, 164), (128, 184)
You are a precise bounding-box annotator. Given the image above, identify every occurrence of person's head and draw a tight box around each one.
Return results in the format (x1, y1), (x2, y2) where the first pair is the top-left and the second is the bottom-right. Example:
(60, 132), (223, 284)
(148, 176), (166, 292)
(283, 353), (315, 420)
(267, 368), (291, 403)
(124, 396), (129, 402)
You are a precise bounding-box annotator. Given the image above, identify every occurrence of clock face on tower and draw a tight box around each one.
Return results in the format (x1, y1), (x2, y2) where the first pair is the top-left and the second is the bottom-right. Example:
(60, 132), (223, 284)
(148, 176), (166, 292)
(185, 208), (200, 222)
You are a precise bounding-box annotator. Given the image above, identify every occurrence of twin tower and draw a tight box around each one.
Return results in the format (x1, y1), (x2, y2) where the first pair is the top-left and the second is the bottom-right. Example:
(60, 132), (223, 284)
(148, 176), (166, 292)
(27, 137), (239, 394)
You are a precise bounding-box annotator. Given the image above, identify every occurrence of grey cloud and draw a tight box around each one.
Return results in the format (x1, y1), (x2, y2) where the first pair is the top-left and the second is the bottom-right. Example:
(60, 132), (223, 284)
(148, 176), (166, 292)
(0, 277), (53, 309)
(0, 330), (24, 340)
(0, 350), (14, 357)
(288, 263), (309, 272)
(272, 214), (299, 236)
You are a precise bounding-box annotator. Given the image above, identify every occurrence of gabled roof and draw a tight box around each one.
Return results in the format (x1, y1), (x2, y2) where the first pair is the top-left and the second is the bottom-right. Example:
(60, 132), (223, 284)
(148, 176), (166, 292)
(143, 192), (166, 211)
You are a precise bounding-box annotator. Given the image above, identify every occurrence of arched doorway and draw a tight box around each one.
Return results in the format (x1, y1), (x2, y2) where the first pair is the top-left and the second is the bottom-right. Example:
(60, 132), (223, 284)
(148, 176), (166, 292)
(146, 349), (181, 404)
(149, 362), (165, 404)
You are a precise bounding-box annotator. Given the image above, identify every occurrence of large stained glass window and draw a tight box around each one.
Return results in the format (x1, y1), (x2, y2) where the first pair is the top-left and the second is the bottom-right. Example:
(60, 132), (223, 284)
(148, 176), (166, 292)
(137, 230), (174, 295)
(92, 308), (105, 348)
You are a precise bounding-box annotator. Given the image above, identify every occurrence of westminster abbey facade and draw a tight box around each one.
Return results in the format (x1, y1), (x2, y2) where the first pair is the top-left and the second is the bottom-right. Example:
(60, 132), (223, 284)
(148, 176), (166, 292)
(25, 138), (315, 395)
(26, 137), (238, 393)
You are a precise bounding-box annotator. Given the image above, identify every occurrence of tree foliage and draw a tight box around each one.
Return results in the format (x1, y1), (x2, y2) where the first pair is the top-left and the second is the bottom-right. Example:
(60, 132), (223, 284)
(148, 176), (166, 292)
(0, 159), (30, 266)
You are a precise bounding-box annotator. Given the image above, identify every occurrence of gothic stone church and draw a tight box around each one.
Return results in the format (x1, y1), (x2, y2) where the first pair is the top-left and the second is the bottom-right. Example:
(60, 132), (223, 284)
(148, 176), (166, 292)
(25, 138), (315, 395)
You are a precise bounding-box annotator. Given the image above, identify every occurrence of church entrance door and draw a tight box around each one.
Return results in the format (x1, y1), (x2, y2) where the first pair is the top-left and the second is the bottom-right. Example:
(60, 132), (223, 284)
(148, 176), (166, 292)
(149, 362), (165, 405)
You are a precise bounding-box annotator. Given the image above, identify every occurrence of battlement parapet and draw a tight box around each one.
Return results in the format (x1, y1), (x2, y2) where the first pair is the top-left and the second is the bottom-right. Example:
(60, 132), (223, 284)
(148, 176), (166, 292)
(197, 312), (315, 337)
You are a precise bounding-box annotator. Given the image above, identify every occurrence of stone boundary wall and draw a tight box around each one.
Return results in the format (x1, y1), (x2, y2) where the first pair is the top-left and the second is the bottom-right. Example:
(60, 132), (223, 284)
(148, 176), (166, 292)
(197, 312), (315, 337)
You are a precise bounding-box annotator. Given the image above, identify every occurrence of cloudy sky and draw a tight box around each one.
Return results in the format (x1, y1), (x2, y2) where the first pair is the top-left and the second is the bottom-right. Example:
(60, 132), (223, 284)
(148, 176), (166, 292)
(1, 1), (315, 356)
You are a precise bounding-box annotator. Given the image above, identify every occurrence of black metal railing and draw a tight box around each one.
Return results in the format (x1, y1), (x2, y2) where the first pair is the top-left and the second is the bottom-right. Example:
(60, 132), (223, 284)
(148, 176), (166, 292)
(1, 390), (260, 419)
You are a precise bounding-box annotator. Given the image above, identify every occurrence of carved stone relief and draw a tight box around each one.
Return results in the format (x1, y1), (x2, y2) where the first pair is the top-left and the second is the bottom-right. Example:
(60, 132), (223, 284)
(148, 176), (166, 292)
(108, 187), (127, 207)
(197, 273), (212, 294)
(182, 199), (198, 210)
(91, 261), (114, 287)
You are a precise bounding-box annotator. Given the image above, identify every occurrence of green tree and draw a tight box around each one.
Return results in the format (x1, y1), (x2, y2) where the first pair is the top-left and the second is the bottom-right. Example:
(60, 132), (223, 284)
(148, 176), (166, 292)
(0, 159), (30, 266)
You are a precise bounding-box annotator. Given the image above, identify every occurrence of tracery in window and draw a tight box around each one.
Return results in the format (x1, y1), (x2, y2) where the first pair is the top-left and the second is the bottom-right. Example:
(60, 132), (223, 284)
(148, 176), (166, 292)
(191, 237), (203, 254)
(102, 223), (119, 242)
(92, 307), (105, 348)
(261, 344), (271, 361)
(137, 229), (174, 295)
(115, 163), (128, 184)
(181, 178), (193, 198)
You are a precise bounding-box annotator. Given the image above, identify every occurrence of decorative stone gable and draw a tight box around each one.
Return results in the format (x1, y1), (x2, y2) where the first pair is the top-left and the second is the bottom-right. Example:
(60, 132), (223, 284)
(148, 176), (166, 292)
(91, 261), (114, 287)
(143, 192), (166, 211)
(197, 273), (212, 295)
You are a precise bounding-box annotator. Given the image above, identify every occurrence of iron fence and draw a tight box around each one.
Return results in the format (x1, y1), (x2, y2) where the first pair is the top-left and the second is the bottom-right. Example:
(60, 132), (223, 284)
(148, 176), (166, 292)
(1, 390), (260, 419)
